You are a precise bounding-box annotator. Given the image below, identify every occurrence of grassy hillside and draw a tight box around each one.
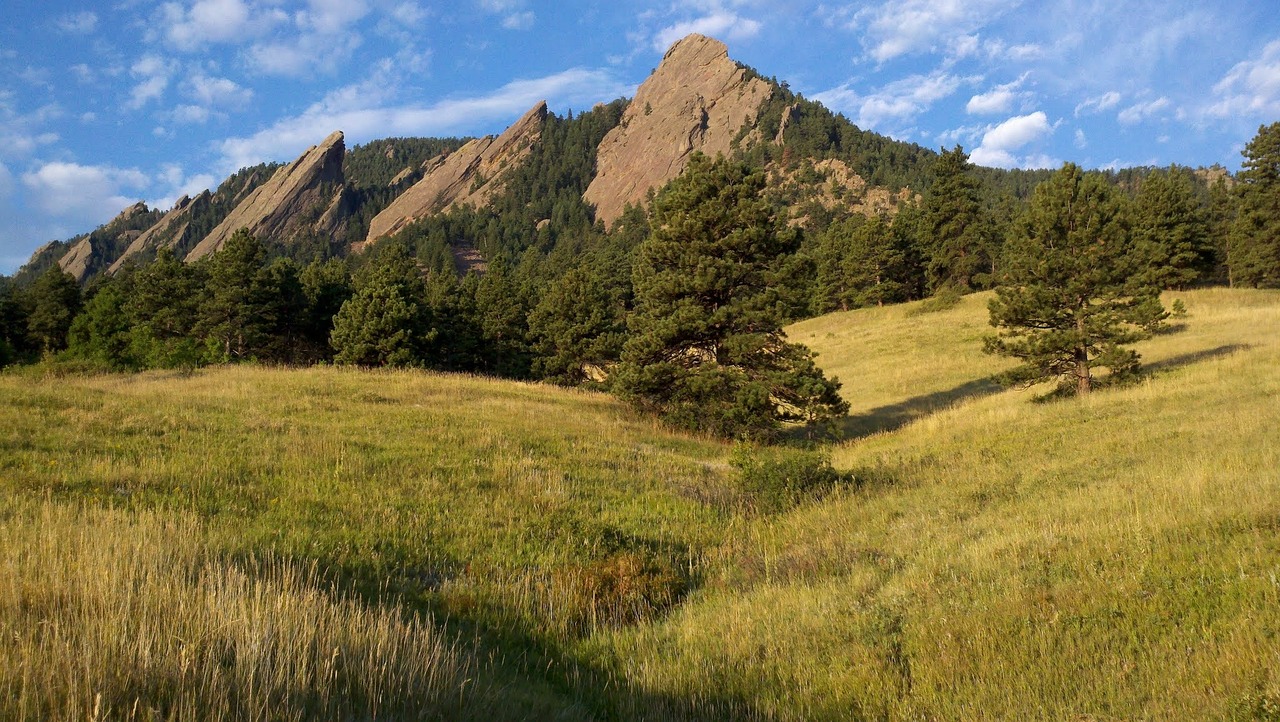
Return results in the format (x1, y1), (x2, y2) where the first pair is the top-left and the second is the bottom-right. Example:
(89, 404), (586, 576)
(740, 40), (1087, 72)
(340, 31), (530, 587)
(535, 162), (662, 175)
(2, 288), (1278, 719)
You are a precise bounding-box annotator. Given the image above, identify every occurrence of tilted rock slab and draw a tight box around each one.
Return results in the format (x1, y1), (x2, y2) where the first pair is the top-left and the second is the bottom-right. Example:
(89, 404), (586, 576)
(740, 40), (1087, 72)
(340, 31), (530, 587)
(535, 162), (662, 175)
(58, 201), (150, 282)
(108, 191), (211, 274)
(187, 130), (349, 261)
(583, 34), (772, 229)
(360, 101), (547, 249)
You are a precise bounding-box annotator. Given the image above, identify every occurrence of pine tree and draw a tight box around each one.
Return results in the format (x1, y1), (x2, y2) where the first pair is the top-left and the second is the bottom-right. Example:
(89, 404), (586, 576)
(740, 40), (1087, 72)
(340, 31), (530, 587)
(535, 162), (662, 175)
(331, 244), (434, 367)
(613, 154), (847, 440)
(986, 163), (1166, 395)
(1131, 167), (1213, 289)
(194, 229), (273, 361)
(814, 214), (909, 311)
(300, 258), (353, 361)
(923, 146), (990, 293)
(26, 267), (82, 354)
(1228, 122), (1280, 287)
(68, 273), (136, 368)
(126, 248), (204, 369)
(527, 265), (625, 386)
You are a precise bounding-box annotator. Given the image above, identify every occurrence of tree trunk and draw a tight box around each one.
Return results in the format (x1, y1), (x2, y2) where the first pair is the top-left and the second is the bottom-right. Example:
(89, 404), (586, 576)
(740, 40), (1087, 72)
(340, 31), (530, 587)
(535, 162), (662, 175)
(1075, 345), (1091, 394)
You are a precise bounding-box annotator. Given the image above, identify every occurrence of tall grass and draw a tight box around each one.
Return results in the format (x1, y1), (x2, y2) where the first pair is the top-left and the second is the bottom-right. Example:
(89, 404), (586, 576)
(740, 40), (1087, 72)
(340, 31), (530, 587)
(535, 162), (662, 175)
(0, 501), (532, 721)
(3, 288), (1279, 719)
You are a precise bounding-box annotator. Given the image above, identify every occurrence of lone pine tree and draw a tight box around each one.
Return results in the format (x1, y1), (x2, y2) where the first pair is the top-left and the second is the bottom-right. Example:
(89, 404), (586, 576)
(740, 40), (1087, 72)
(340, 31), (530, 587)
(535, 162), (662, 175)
(613, 154), (848, 440)
(986, 163), (1165, 396)
(1229, 122), (1280, 287)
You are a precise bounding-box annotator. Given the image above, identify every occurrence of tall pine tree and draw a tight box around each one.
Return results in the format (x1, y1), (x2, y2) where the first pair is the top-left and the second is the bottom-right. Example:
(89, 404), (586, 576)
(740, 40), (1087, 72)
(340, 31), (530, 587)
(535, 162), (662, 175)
(923, 146), (990, 293)
(1228, 122), (1280, 287)
(986, 163), (1165, 395)
(613, 154), (847, 440)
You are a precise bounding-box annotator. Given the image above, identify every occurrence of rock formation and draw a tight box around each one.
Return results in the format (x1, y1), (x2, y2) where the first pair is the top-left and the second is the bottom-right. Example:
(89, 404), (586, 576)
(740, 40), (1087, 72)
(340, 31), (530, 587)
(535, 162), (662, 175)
(57, 202), (151, 282)
(108, 191), (211, 274)
(361, 101), (547, 247)
(583, 34), (772, 228)
(187, 130), (350, 261)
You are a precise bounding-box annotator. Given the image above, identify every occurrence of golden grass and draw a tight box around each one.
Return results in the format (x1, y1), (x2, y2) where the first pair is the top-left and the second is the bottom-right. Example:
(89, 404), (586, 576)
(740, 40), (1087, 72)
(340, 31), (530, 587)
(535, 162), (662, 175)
(0, 501), (519, 722)
(591, 288), (1280, 719)
(4, 288), (1280, 719)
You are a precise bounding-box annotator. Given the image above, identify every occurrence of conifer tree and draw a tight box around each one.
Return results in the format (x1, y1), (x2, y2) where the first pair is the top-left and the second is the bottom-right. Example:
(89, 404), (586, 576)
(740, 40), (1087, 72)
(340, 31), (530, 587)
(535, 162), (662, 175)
(1131, 167), (1213, 289)
(613, 154), (847, 440)
(527, 265), (625, 386)
(986, 163), (1165, 395)
(68, 273), (136, 367)
(923, 146), (990, 292)
(331, 244), (433, 367)
(1228, 122), (1280, 287)
(195, 229), (274, 361)
(26, 267), (82, 354)
(127, 248), (204, 369)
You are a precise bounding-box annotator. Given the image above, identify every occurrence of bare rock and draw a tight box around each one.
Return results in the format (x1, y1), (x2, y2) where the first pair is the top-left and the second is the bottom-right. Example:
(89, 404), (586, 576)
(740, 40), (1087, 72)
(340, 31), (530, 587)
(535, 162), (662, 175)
(583, 34), (772, 228)
(187, 130), (349, 261)
(57, 201), (150, 282)
(108, 191), (211, 274)
(361, 101), (547, 248)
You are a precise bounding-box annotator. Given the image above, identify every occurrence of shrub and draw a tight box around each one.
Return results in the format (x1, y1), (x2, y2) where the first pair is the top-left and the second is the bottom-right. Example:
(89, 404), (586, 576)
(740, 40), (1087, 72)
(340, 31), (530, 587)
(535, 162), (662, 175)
(731, 444), (856, 514)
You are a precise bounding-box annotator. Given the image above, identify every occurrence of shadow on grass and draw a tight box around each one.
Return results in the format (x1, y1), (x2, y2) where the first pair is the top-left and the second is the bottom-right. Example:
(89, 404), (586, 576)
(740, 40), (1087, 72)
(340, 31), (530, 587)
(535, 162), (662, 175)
(835, 376), (1006, 441)
(1145, 344), (1252, 373)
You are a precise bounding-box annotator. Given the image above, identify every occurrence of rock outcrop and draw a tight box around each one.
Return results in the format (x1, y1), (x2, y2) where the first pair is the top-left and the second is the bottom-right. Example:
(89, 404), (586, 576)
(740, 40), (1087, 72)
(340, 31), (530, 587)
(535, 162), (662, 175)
(187, 131), (350, 261)
(583, 34), (772, 228)
(108, 191), (211, 274)
(58, 202), (151, 282)
(361, 101), (547, 248)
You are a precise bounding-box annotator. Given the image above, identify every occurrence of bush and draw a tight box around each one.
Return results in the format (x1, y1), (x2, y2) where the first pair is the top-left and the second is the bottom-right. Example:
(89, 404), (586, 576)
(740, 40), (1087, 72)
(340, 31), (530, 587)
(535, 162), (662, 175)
(731, 445), (856, 514)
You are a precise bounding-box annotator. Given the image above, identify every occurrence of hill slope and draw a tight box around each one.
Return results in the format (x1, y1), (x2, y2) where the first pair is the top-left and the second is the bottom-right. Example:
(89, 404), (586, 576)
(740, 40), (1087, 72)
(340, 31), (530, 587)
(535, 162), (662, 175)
(2, 288), (1277, 719)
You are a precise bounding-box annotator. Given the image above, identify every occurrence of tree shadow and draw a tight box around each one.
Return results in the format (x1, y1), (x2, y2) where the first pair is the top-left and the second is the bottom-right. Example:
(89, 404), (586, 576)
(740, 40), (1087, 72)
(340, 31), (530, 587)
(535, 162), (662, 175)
(835, 376), (1006, 441)
(1145, 344), (1252, 373)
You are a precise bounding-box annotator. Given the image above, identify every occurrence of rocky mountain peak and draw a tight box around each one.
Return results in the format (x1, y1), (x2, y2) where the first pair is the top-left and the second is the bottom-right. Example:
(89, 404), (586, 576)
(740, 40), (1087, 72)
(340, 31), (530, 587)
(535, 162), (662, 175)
(186, 130), (350, 261)
(583, 34), (773, 228)
(57, 201), (152, 282)
(359, 101), (548, 248)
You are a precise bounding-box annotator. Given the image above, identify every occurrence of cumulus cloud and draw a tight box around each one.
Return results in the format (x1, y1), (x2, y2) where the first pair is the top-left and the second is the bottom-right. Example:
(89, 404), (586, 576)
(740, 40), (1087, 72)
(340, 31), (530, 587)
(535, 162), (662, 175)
(815, 71), (968, 133)
(55, 11), (98, 34)
(1117, 96), (1169, 125)
(970, 111), (1055, 168)
(184, 74), (253, 110)
(1207, 39), (1280, 119)
(21, 162), (149, 220)
(966, 73), (1030, 115)
(215, 67), (632, 173)
(1074, 91), (1121, 117)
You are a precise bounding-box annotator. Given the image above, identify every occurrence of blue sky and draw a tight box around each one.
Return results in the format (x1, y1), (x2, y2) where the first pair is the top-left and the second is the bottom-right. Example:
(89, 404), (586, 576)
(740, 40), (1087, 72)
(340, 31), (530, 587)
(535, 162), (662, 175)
(2, 0), (1278, 273)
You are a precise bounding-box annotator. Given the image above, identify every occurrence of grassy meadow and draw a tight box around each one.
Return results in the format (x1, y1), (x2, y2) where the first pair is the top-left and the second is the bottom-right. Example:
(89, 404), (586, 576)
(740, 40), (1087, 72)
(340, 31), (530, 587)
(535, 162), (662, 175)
(2, 287), (1279, 719)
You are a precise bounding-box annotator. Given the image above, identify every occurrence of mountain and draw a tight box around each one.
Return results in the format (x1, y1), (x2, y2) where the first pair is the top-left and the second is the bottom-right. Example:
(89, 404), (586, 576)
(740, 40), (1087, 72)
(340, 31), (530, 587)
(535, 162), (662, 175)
(186, 130), (350, 261)
(14, 33), (994, 284)
(361, 101), (548, 249)
(584, 34), (773, 228)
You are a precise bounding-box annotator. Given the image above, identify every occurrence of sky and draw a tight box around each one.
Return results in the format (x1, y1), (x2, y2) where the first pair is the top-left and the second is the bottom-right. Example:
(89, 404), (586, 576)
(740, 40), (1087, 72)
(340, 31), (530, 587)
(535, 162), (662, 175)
(1, 0), (1278, 273)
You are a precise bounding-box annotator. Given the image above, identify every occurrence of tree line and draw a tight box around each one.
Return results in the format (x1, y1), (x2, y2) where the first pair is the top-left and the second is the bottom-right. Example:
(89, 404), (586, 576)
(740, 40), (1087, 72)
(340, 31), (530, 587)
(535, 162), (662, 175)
(3, 123), (1278, 439)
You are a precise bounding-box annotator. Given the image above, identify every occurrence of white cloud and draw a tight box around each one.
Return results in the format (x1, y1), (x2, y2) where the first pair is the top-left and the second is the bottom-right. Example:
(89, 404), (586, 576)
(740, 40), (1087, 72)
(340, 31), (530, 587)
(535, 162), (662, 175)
(159, 0), (270, 50)
(1117, 96), (1169, 125)
(247, 33), (363, 77)
(21, 162), (148, 220)
(55, 11), (98, 34)
(653, 10), (762, 51)
(1207, 39), (1280, 119)
(815, 70), (968, 132)
(184, 74), (253, 110)
(970, 111), (1054, 168)
(502, 11), (536, 30)
(1074, 128), (1087, 148)
(127, 55), (176, 109)
(1074, 91), (1121, 117)
(150, 164), (218, 210)
(215, 67), (631, 172)
(843, 0), (1023, 63)
(966, 74), (1029, 115)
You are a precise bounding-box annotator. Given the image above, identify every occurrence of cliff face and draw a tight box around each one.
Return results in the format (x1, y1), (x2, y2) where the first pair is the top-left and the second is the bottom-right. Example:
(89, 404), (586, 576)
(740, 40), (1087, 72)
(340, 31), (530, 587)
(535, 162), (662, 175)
(583, 34), (772, 228)
(108, 191), (211, 274)
(187, 131), (350, 261)
(361, 101), (547, 248)
(57, 202), (152, 282)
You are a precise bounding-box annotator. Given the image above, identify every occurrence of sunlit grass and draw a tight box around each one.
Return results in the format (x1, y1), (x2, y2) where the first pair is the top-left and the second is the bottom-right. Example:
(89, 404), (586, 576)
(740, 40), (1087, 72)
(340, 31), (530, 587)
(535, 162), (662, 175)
(3, 288), (1279, 719)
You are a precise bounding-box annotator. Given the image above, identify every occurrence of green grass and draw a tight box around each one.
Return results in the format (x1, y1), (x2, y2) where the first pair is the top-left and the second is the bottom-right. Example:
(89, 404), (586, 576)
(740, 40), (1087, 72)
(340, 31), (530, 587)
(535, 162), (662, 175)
(3, 287), (1280, 719)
